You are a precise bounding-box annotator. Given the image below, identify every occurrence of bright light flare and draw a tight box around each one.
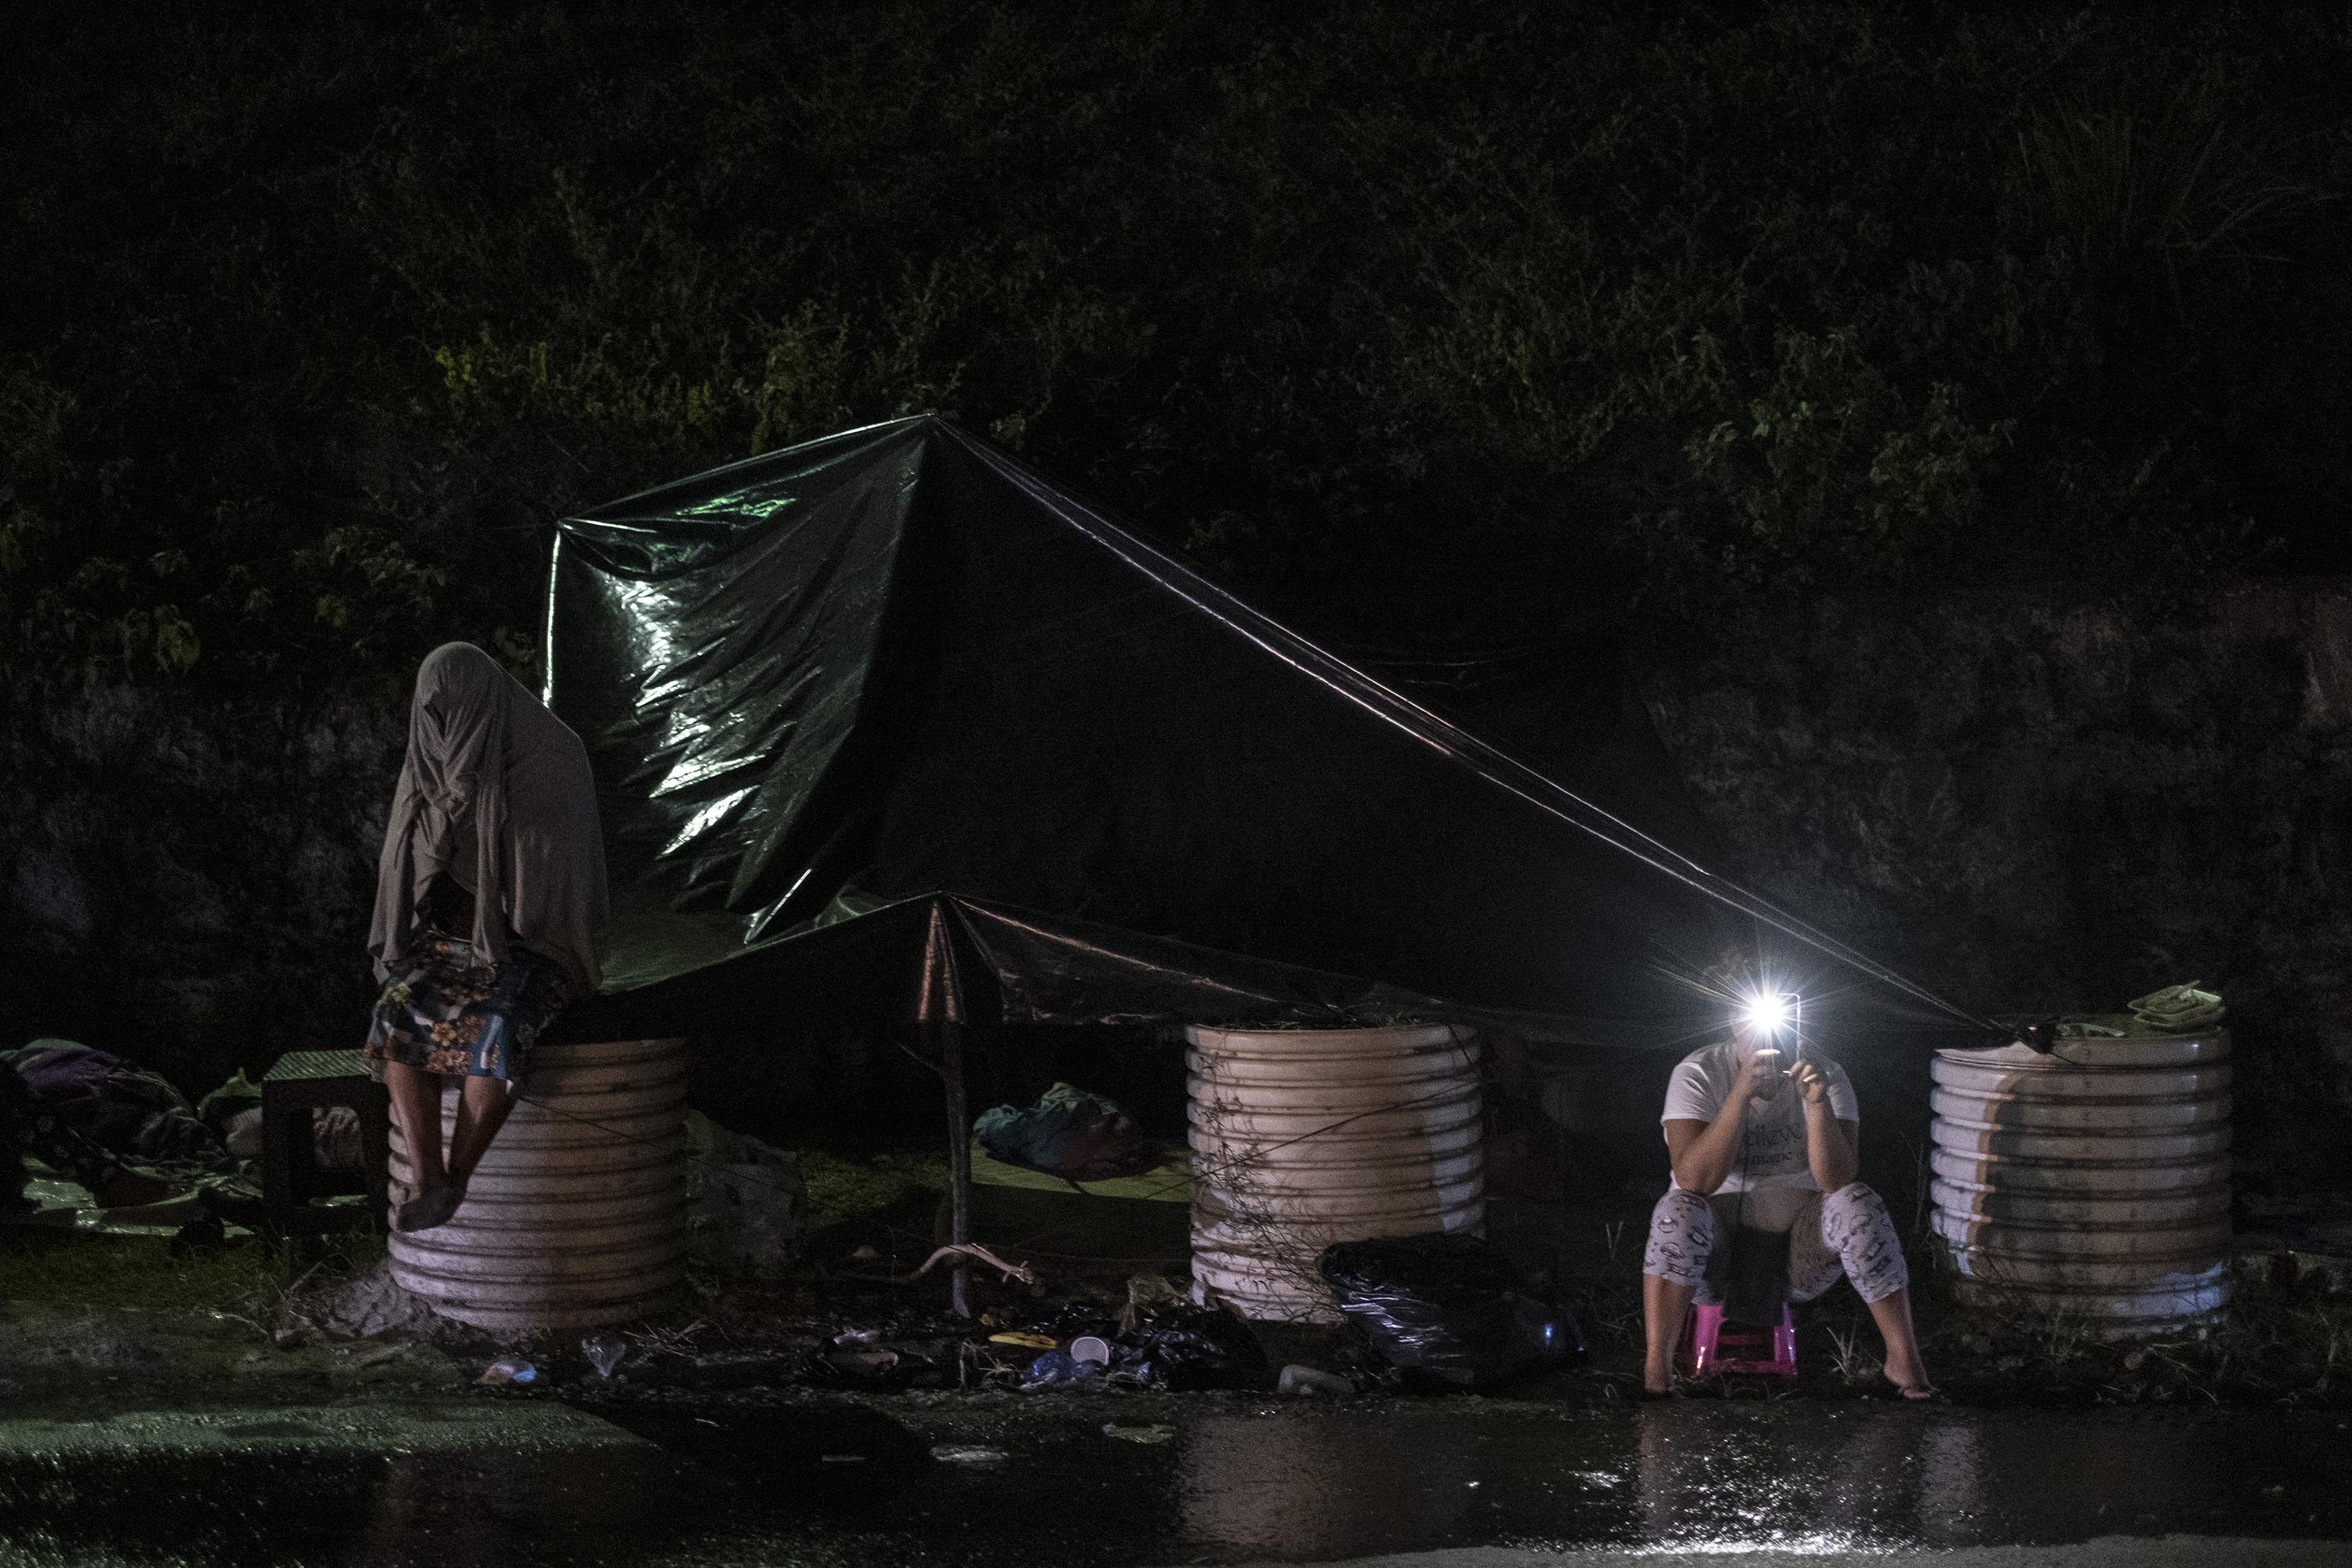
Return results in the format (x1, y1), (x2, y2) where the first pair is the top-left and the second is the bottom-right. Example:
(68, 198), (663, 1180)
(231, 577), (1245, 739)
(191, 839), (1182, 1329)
(1735, 989), (1798, 1042)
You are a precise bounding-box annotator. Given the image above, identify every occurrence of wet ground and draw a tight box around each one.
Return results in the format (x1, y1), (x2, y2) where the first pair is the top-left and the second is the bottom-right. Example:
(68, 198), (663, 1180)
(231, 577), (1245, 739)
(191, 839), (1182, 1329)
(5, 1389), (2350, 1566)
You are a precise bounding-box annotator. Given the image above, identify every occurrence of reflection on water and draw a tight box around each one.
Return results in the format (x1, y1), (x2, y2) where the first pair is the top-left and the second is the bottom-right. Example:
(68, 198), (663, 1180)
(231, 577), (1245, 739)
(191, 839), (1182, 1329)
(1179, 1403), (2352, 1561)
(1181, 1414), (1482, 1558)
(6, 1399), (2350, 1566)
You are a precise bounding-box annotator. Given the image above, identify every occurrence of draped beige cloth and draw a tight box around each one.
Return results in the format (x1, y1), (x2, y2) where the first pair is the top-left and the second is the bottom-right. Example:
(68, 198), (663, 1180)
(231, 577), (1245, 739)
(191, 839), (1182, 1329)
(368, 643), (609, 1000)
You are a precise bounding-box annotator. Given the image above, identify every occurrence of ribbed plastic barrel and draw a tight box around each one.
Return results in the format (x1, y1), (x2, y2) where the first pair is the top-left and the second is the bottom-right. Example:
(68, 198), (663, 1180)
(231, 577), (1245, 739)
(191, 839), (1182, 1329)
(1929, 1026), (2231, 1334)
(1185, 1023), (1482, 1323)
(389, 1037), (689, 1331)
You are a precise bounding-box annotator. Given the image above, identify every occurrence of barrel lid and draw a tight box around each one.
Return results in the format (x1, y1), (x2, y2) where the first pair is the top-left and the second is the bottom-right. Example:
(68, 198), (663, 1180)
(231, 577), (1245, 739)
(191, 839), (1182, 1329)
(1940, 1024), (2229, 1070)
(1185, 1022), (1465, 1054)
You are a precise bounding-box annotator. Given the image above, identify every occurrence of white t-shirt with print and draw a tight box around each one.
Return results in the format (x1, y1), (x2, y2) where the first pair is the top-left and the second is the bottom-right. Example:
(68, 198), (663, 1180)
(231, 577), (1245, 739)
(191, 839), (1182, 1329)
(1661, 1040), (1858, 1229)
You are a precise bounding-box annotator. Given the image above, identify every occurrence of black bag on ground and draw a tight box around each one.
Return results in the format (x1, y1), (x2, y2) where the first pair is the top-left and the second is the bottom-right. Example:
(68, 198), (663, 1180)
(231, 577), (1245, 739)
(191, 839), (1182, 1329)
(1319, 1232), (1585, 1392)
(1120, 1303), (1267, 1391)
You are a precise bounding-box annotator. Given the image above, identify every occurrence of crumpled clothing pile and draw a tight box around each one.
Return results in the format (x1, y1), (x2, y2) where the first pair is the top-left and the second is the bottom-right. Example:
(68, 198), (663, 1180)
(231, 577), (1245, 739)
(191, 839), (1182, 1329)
(2128, 982), (2226, 1032)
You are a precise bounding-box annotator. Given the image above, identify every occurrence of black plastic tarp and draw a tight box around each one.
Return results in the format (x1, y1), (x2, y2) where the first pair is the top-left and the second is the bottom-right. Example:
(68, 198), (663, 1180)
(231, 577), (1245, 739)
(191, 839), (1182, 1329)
(546, 416), (1976, 1053)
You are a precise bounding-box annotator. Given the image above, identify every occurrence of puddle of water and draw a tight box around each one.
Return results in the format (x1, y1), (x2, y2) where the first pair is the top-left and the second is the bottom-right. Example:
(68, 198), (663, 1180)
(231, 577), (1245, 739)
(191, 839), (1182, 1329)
(2, 1399), (2348, 1566)
(1174, 1403), (2352, 1559)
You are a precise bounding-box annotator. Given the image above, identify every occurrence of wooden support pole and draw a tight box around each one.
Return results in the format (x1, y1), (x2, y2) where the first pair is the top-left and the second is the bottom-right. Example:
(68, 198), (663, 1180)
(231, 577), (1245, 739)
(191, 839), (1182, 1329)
(939, 1018), (972, 1317)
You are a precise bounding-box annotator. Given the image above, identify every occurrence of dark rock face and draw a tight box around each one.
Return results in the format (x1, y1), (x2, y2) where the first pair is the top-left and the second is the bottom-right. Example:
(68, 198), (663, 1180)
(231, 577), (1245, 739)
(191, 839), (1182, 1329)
(0, 681), (406, 1094)
(6, 583), (2351, 1175)
(1633, 584), (2352, 1174)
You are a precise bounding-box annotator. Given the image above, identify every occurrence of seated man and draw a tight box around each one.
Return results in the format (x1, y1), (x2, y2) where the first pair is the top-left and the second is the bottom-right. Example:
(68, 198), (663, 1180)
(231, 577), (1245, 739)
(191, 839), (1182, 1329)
(1640, 989), (1933, 1398)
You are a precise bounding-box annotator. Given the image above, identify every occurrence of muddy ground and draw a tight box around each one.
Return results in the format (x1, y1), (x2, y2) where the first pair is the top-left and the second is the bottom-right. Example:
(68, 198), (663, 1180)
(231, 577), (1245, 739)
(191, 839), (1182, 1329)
(8, 1206), (2352, 1566)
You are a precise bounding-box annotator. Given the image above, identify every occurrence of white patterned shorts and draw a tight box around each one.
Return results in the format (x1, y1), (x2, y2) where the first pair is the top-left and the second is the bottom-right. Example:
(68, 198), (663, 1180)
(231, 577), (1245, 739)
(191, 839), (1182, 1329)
(1642, 1181), (1911, 1305)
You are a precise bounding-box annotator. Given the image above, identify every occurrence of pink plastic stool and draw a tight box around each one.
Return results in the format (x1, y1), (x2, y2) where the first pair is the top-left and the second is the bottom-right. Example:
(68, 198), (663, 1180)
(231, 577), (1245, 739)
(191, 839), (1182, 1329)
(1686, 1302), (1798, 1379)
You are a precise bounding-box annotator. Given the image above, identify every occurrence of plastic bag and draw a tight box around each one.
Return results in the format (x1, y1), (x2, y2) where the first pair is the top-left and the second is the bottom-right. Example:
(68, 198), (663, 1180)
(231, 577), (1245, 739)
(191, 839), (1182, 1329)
(1319, 1232), (1585, 1393)
(1121, 1302), (1267, 1391)
(1021, 1349), (1102, 1388)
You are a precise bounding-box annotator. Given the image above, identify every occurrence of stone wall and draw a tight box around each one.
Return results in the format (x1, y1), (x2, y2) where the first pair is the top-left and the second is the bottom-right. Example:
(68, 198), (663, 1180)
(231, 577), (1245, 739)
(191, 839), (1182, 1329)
(1632, 583), (2352, 1174)
(8, 582), (2352, 1176)
(0, 680), (406, 1094)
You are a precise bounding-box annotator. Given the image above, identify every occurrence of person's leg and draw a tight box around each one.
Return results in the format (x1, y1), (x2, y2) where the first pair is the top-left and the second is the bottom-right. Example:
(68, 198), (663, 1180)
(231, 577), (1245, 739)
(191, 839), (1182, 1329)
(445, 1073), (514, 1187)
(1819, 1181), (1933, 1396)
(381, 1059), (447, 1192)
(387, 1061), (475, 1232)
(1641, 1188), (1717, 1392)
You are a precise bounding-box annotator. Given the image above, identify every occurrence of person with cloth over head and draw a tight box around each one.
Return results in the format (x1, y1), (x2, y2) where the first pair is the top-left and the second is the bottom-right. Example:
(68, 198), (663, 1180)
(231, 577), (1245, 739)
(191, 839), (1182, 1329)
(1639, 956), (1933, 1398)
(365, 643), (608, 1234)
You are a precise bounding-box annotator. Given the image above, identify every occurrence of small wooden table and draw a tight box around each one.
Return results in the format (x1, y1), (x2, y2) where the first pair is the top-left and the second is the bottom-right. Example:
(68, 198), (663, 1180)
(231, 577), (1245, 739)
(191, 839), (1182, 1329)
(260, 1049), (390, 1234)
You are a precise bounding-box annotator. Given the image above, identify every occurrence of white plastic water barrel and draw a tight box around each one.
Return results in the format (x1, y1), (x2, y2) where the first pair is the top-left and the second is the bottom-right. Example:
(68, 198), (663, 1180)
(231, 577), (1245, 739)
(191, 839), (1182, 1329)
(389, 1037), (689, 1331)
(1185, 1023), (1482, 1323)
(1929, 1025), (2231, 1333)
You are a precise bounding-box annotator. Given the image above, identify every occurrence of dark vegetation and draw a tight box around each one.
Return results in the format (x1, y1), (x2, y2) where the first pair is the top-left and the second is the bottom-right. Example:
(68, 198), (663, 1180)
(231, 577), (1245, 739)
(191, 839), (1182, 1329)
(5, 1), (2350, 688)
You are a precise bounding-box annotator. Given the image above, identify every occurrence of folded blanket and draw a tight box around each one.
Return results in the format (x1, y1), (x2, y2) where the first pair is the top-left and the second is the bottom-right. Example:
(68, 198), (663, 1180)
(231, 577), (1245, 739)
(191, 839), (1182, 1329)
(2128, 983), (2226, 1033)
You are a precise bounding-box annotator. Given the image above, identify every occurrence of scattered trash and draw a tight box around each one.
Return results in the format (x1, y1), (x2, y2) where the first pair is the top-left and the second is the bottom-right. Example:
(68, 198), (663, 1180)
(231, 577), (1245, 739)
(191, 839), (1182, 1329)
(802, 1330), (955, 1390)
(1022, 1349), (1102, 1388)
(1320, 1232), (1586, 1393)
(478, 1356), (537, 1386)
(988, 1331), (1059, 1350)
(1102, 1423), (1175, 1444)
(974, 1083), (1155, 1182)
(1124, 1302), (1268, 1392)
(583, 1334), (626, 1378)
(851, 1245), (882, 1262)
(1066, 1334), (1112, 1366)
(1121, 1272), (1186, 1330)
(677, 1351), (800, 1390)
(931, 1445), (1009, 1465)
(913, 1242), (1039, 1288)
(819, 1454), (869, 1464)
(1276, 1364), (1355, 1397)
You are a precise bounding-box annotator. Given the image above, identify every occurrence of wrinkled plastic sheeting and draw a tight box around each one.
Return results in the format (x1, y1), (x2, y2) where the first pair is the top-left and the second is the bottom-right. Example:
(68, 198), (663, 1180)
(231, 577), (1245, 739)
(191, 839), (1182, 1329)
(548, 414), (1981, 1056)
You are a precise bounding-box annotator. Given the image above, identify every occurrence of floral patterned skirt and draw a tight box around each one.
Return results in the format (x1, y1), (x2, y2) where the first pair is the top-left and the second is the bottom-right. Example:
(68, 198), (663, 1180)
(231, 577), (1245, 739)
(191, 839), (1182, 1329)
(364, 932), (569, 1084)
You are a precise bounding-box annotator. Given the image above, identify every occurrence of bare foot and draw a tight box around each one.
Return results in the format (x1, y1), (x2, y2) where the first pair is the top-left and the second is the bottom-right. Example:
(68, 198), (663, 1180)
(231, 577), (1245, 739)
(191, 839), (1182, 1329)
(393, 1181), (466, 1232)
(1884, 1352), (1937, 1399)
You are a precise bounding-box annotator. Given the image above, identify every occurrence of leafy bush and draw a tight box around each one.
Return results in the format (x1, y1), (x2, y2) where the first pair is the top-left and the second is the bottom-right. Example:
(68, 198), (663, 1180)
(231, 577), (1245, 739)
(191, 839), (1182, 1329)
(3, 1), (2347, 684)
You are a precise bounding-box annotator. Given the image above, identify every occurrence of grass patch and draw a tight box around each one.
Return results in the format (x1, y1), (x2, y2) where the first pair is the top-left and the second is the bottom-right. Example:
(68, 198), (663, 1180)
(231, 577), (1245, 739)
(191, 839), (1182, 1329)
(1896, 1246), (2352, 1406)
(796, 1149), (946, 1234)
(0, 1227), (386, 1321)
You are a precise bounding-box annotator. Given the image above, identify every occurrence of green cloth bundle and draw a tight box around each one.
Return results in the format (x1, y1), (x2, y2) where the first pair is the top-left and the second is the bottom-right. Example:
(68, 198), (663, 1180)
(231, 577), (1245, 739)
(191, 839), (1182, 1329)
(2127, 982), (2226, 1033)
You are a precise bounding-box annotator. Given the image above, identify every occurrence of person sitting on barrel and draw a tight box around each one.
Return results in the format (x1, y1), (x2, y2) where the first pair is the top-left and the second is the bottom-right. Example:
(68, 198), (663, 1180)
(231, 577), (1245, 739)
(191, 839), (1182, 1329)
(365, 642), (608, 1234)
